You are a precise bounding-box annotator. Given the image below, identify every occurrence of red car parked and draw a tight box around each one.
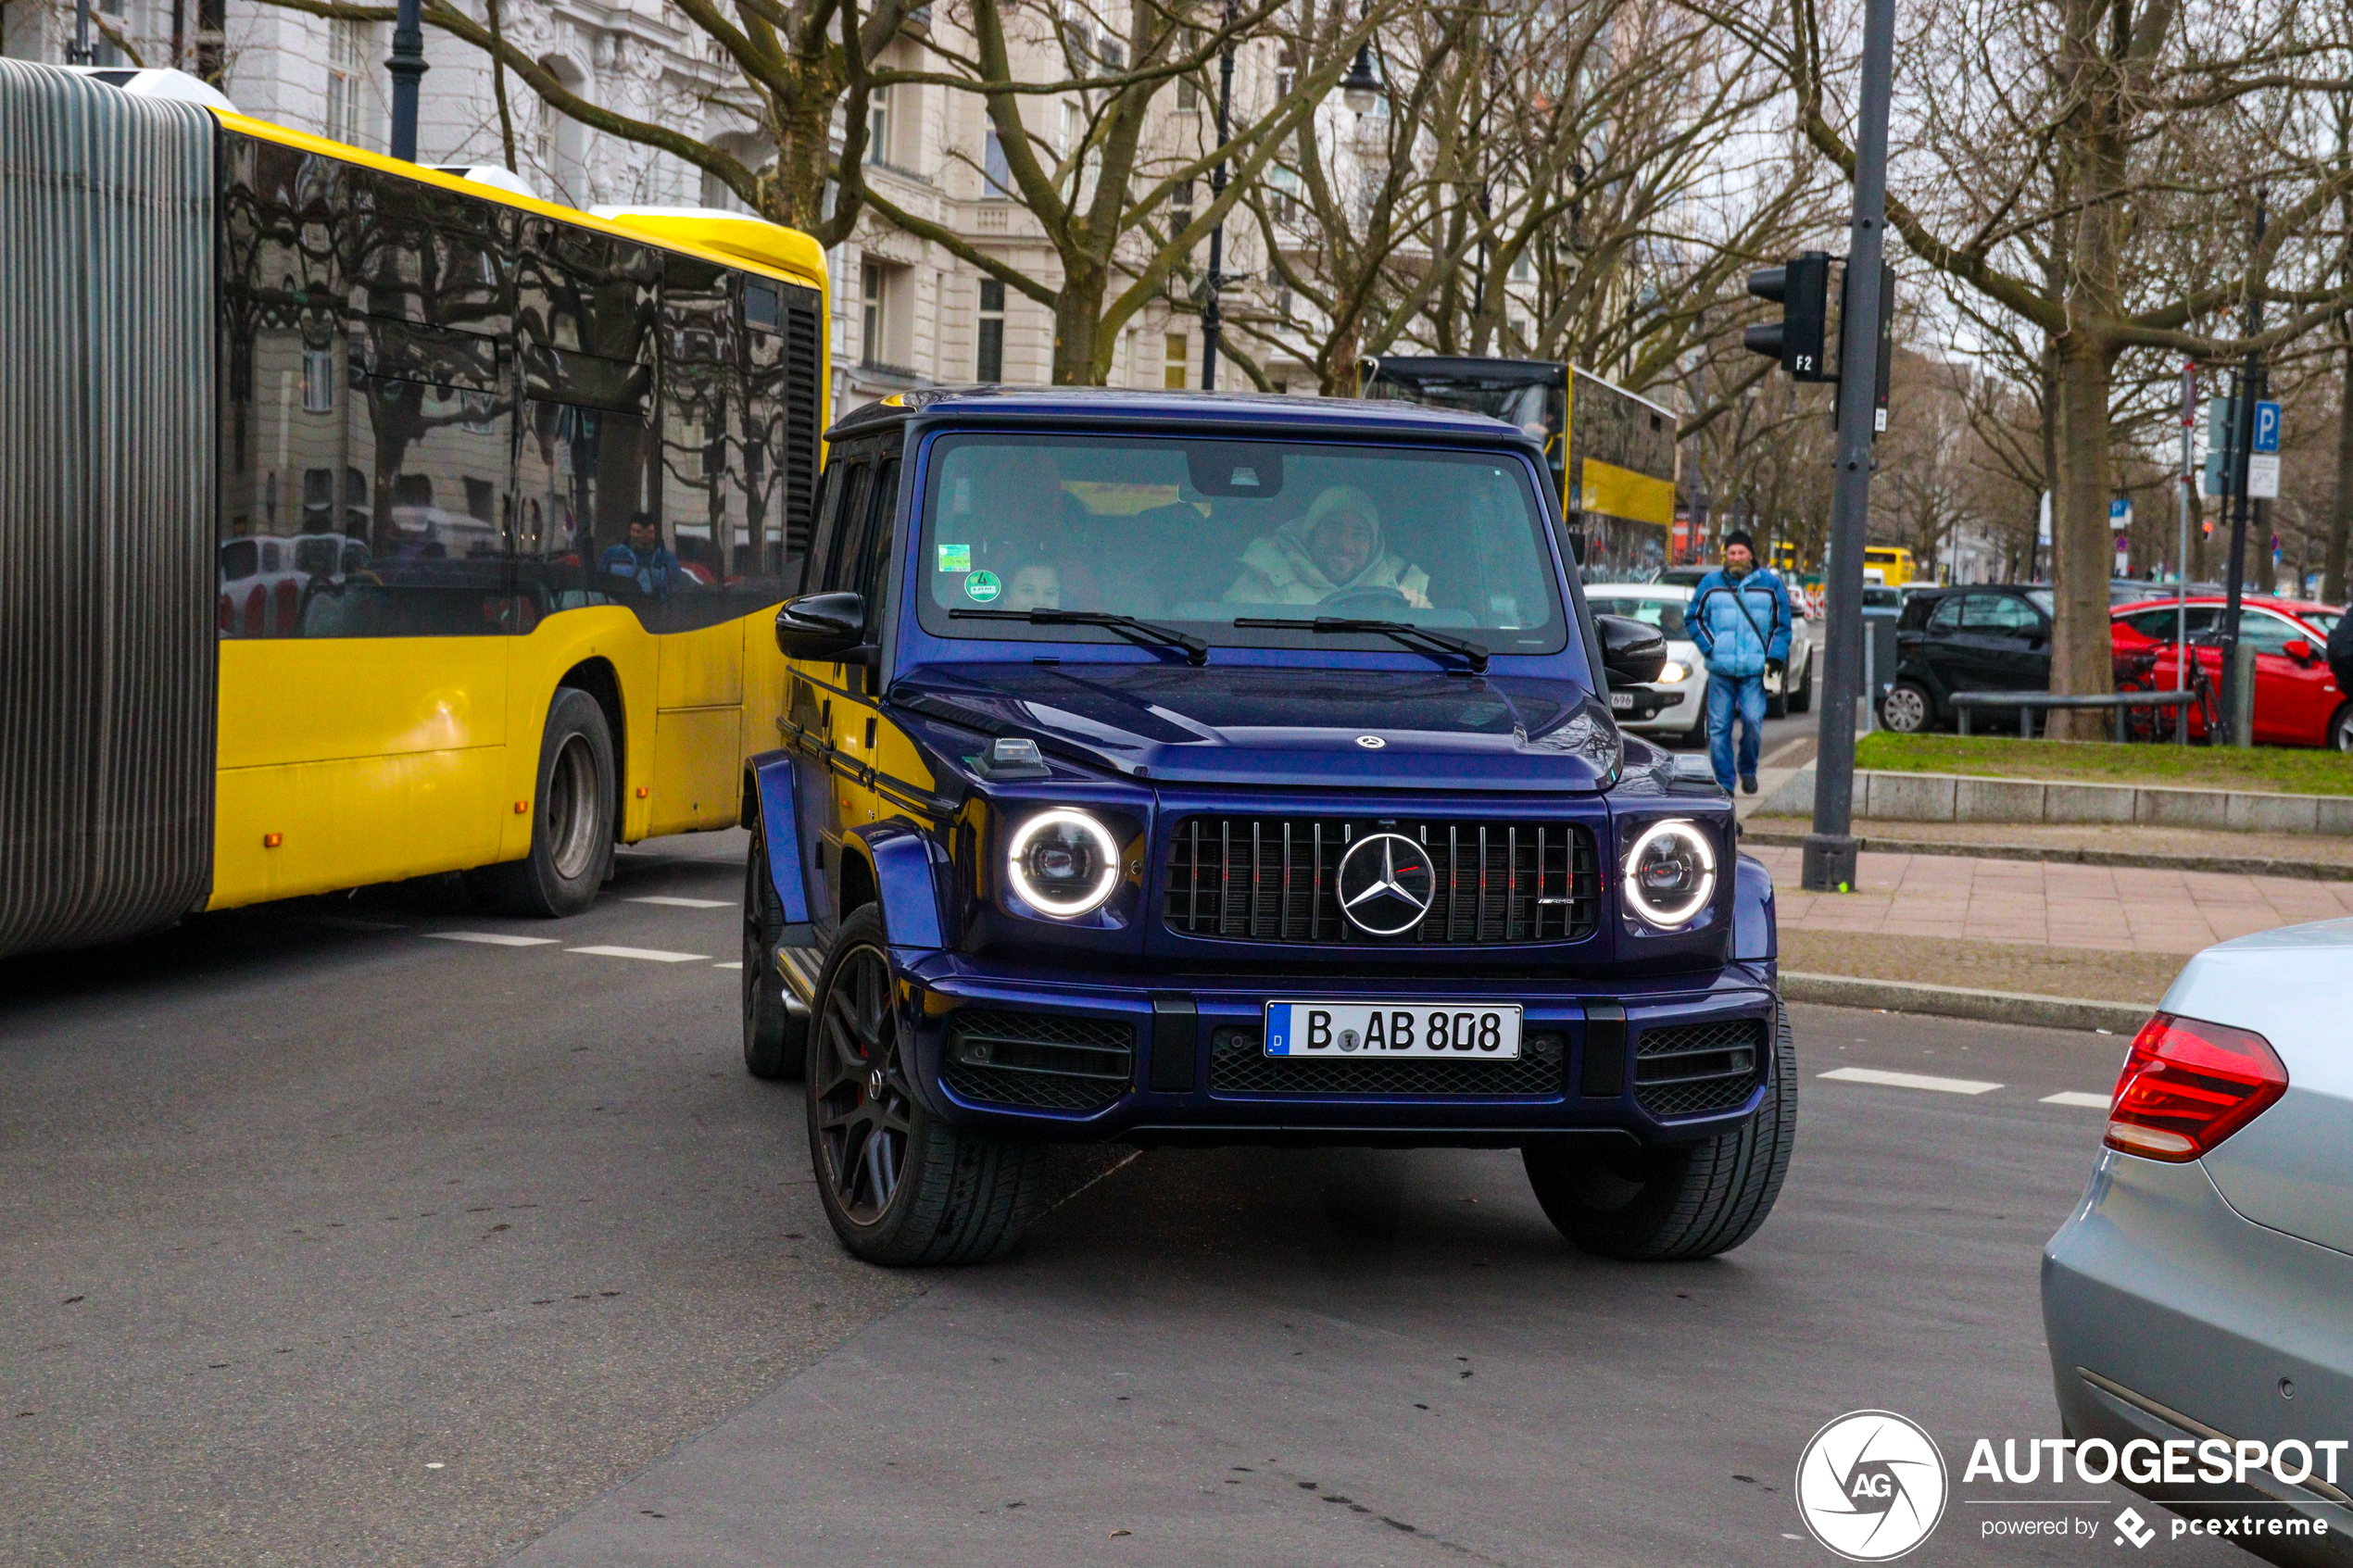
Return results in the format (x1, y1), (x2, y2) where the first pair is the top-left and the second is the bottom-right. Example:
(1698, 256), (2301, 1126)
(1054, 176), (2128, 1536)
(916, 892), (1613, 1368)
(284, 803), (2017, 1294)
(2111, 596), (2348, 750)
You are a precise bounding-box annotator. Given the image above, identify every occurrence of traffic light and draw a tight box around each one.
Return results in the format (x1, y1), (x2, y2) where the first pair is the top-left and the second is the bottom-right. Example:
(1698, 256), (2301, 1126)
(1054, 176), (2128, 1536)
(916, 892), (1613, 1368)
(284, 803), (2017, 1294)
(1744, 252), (1832, 381)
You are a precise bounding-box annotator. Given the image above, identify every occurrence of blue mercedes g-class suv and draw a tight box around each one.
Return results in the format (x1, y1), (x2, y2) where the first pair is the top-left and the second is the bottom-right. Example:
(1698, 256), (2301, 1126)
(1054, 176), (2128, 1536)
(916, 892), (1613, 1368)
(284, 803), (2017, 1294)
(739, 388), (1791, 1266)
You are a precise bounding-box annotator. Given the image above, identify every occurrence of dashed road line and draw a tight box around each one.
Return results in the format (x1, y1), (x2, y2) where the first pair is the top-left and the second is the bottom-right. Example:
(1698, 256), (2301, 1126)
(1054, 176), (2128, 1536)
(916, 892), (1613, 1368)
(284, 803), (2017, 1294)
(427, 932), (561, 947)
(565, 945), (711, 963)
(1818, 1066), (2004, 1096)
(711, 961), (743, 971)
(2040, 1091), (2112, 1110)
(626, 897), (732, 909)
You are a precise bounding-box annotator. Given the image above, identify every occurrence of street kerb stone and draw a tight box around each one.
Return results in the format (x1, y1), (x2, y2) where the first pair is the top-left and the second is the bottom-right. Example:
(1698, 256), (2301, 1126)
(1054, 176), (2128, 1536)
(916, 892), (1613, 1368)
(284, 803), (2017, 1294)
(2041, 781), (2137, 824)
(1861, 771), (1957, 822)
(2135, 784), (2232, 829)
(1954, 776), (2046, 822)
(2225, 791), (2322, 834)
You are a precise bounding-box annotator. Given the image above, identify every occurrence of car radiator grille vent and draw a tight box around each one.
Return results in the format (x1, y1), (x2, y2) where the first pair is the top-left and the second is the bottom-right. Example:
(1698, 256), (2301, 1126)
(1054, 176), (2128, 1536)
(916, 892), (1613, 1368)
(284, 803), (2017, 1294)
(1632, 1018), (1765, 1118)
(1208, 1027), (1567, 1098)
(942, 1010), (1135, 1112)
(1162, 818), (1598, 945)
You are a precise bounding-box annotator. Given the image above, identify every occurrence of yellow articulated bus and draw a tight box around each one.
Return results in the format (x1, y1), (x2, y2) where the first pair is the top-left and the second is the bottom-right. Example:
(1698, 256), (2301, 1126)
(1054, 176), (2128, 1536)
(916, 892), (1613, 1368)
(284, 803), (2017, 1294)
(1357, 357), (1679, 578)
(0, 62), (826, 958)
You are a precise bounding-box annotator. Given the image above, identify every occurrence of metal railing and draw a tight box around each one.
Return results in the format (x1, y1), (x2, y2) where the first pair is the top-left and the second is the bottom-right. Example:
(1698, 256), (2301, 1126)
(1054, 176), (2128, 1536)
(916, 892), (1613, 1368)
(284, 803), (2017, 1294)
(1952, 689), (2199, 742)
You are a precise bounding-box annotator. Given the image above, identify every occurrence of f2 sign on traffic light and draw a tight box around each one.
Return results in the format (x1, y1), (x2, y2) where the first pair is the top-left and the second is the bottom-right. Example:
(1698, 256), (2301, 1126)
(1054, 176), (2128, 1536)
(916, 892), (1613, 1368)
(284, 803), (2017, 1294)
(1743, 252), (1833, 379)
(1745, 254), (1896, 431)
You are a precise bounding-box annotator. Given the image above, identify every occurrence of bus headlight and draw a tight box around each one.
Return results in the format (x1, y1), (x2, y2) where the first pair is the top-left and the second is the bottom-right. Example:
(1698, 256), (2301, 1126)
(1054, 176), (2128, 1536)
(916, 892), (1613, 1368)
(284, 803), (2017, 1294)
(1623, 820), (1716, 928)
(1006, 809), (1121, 918)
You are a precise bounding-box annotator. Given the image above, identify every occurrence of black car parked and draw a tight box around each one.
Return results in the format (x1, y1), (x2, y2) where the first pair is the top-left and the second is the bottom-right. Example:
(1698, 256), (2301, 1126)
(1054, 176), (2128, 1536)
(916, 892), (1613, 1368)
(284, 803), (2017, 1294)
(1879, 584), (2056, 733)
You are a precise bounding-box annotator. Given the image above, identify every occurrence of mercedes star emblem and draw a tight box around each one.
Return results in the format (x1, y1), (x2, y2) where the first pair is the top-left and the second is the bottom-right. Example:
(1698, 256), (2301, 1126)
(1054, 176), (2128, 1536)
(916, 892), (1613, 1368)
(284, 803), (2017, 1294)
(1355, 734), (1386, 749)
(1335, 832), (1437, 936)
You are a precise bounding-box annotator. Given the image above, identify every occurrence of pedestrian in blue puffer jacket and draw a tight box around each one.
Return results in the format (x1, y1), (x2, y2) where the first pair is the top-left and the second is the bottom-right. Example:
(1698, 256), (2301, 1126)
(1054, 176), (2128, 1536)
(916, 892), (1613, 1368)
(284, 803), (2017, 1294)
(1686, 531), (1792, 795)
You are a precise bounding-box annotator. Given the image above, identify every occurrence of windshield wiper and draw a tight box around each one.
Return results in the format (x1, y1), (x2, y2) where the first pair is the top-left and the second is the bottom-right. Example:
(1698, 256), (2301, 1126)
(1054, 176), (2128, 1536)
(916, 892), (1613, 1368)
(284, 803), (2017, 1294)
(1232, 616), (1491, 674)
(951, 607), (1209, 666)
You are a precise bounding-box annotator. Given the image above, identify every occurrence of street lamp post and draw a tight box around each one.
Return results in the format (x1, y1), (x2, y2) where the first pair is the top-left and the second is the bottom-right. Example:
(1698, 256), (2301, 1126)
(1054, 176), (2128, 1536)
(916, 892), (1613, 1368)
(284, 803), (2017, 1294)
(1199, 0), (1239, 392)
(69, 0), (94, 64)
(2216, 190), (2266, 746)
(1801, 0), (1896, 895)
(388, 0), (429, 162)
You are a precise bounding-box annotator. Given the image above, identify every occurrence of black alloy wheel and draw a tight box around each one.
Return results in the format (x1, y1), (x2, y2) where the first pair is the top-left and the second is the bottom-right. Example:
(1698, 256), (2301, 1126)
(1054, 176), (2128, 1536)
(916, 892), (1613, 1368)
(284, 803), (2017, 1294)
(810, 932), (911, 1224)
(804, 907), (1047, 1265)
(741, 832), (806, 1079)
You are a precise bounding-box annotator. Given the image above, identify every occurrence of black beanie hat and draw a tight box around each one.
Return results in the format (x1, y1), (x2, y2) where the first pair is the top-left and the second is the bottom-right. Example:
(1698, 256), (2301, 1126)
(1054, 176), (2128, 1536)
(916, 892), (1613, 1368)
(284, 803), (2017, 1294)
(1723, 529), (1755, 553)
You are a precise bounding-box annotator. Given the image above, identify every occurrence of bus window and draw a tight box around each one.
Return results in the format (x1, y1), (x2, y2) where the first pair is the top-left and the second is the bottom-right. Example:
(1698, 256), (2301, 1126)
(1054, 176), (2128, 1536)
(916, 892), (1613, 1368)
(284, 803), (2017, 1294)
(348, 167), (510, 337)
(518, 217), (659, 366)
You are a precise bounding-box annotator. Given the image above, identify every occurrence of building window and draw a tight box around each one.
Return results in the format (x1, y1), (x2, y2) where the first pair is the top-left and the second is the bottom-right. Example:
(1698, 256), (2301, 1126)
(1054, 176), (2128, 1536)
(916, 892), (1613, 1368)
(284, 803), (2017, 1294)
(326, 19), (367, 146)
(983, 128), (1012, 197)
(865, 86), (889, 167)
(1276, 45), (1298, 101)
(302, 348), (335, 413)
(861, 262), (885, 367)
(1164, 332), (1189, 391)
(1171, 179), (1193, 234)
(976, 279), (1005, 382)
(1177, 29), (1202, 110)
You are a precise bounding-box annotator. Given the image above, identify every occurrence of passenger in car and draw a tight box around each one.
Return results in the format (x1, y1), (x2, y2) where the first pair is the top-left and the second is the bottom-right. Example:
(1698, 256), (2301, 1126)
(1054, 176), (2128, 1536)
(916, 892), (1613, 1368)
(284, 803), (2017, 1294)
(1222, 484), (1433, 608)
(1004, 559), (1063, 612)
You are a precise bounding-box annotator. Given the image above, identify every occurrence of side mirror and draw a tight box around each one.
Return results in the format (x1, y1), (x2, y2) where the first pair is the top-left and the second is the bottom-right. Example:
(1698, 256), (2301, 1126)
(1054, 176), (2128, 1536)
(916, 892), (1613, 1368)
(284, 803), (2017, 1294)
(774, 591), (866, 659)
(2283, 638), (2315, 665)
(1595, 612), (1668, 684)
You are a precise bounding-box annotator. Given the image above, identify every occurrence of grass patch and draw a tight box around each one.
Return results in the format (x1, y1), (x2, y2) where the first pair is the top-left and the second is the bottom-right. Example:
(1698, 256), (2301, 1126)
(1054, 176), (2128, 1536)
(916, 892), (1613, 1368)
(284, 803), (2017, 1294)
(1855, 731), (2353, 797)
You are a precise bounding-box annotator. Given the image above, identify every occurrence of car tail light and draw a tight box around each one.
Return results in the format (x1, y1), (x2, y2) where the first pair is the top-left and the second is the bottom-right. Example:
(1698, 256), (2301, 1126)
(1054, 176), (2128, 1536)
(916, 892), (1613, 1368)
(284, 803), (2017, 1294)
(2104, 1012), (2287, 1161)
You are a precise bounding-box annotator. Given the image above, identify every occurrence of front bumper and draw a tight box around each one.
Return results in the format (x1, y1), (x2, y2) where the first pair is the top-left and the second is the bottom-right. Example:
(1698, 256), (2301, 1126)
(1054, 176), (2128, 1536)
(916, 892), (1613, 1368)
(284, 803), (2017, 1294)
(1618, 672), (1705, 735)
(889, 950), (1778, 1146)
(2043, 1150), (2353, 1559)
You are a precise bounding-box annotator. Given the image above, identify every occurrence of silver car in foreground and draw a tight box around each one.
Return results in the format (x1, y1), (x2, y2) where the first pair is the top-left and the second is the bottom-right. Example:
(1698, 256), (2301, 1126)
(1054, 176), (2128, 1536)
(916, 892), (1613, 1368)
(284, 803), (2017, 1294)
(2045, 918), (2353, 1563)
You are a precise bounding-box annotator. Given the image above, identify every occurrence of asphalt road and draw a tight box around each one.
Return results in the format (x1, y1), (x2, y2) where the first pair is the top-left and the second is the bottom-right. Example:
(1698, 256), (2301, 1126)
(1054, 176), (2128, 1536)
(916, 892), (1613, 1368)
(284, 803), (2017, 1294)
(2, 830), (2244, 1567)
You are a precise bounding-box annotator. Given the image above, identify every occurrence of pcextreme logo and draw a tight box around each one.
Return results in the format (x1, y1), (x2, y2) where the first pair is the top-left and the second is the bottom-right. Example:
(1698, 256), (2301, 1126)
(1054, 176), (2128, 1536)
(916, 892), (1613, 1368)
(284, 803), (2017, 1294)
(1794, 1411), (1949, 1561)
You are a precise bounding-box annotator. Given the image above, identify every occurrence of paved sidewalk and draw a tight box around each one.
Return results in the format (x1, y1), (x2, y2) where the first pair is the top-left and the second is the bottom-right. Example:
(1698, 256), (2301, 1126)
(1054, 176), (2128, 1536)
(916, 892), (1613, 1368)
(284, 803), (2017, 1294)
(1752, 844), (2353, 955)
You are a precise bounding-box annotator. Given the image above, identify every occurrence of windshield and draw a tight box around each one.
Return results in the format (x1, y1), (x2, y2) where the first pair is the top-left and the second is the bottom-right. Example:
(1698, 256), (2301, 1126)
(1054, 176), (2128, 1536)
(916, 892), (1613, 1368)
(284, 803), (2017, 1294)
(2303, 610), (2339, 635)
(1584, 595), (1688, 639)
(2026, 588), (2055, 616)
(915, 433), (1567, 657)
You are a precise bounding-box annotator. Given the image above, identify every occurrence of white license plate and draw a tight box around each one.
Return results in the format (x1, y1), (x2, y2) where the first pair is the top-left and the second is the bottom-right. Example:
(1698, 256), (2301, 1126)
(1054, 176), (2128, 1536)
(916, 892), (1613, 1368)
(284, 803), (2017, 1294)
(1609, 690), (1635, 710)
(1265, 1001), (1522, 1060)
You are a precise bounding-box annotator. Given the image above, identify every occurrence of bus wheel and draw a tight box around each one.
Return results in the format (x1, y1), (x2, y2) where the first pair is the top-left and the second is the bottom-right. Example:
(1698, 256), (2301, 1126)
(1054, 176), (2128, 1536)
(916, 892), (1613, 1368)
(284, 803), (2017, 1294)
(471, 687), (615, 918)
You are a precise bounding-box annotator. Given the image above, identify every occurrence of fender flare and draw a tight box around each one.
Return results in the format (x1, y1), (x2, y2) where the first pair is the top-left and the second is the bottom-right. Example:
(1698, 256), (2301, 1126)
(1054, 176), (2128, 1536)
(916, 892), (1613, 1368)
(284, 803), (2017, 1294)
(744, 750), (815, 945)
(849, 822), (948, 951)
(1731, 851), (1776, 963)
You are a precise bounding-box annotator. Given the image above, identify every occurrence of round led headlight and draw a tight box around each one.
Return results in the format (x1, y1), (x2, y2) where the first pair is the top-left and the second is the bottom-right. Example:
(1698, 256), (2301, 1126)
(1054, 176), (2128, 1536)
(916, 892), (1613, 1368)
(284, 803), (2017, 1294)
(1005, 809), (1122, 918)
(1657, 659), (1689, 684)
(1622, 819), (1717, 928)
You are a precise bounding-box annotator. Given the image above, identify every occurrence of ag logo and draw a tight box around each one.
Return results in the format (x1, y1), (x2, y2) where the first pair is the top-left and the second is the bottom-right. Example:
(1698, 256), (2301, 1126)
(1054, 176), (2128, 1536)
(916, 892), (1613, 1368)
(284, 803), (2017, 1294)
(1793, 1411), (1947, 1562)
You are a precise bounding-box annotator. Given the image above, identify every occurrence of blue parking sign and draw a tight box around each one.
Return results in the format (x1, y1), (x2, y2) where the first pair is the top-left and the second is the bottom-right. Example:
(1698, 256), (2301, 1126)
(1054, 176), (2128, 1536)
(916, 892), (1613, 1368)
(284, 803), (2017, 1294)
(2253, 400), (2282, 454)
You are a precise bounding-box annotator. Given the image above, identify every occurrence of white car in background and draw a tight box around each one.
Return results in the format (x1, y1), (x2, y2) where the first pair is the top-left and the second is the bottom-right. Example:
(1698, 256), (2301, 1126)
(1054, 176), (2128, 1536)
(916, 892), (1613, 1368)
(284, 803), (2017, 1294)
(1582, 583), (1710, 746)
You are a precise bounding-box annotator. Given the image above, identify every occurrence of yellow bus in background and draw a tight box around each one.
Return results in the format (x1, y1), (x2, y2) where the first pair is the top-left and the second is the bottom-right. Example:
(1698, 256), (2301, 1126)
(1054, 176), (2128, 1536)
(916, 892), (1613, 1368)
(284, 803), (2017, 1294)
(1863, 546), (1918, 585)
(1358, 357), (1678, 578)
(1, 63), (826, 956)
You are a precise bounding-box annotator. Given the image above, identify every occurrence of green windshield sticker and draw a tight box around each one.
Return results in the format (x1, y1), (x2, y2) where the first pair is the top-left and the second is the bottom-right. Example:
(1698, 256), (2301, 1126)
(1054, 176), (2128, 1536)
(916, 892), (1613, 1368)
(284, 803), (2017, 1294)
(937, 542), (972, 573)
(963, 569), (1002, 604)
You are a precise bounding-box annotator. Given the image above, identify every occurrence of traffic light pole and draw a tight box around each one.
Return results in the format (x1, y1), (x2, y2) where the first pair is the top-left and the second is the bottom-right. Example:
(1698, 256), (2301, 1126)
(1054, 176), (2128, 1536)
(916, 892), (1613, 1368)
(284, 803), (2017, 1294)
(1802, 0), (1896, 894)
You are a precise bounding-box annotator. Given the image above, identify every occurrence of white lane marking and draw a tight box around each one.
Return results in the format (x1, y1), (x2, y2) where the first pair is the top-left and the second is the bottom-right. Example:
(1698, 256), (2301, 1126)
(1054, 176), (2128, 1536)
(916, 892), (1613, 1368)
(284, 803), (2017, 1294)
(427, 932), (560, 947)
(626, 896), (732, 909)
(1818, 1066), (2004, 1096)
(567, 945), (711, 963)
(2041, 1091), (2112, 1110)
(711, 961), (743, 971)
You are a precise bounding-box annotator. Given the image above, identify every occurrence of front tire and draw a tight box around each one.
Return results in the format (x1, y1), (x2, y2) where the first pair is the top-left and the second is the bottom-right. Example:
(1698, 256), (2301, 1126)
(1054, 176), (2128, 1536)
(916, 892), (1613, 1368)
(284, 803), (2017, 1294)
(2331, 701), (2353, 754)
(1525, 1003), (1797, 1261)
(742, 832), (807, 1080)
(468, 686), (614, 917)
(806, 907), (1046, 1266)
(1880, 679), (1933, 734)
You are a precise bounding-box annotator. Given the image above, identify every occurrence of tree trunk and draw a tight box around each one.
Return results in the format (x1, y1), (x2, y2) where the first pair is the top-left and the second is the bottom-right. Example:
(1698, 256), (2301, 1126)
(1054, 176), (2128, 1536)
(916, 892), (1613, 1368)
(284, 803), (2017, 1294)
(2327, 324), (2352, 605)
(2048, 341), (2117, 737)
(1051, 272), (1105, 385)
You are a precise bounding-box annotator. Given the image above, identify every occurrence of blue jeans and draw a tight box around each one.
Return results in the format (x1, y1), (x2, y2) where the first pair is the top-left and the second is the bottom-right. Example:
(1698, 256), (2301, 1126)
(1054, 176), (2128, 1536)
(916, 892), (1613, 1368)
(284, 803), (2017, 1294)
(1706, 671), (1767, 790)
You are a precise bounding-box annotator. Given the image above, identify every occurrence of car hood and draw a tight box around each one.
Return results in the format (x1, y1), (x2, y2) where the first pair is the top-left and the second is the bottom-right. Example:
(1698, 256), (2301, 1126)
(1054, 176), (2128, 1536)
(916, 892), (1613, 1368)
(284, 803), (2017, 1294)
(892, 661), (1622, 792)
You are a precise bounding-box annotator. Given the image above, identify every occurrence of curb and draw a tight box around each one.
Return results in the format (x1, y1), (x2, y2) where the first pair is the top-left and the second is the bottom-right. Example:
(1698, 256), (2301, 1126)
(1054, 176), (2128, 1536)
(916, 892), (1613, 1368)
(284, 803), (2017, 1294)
(1741, 826), (2353, 883)
(1780, 971), (2153, 1035)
